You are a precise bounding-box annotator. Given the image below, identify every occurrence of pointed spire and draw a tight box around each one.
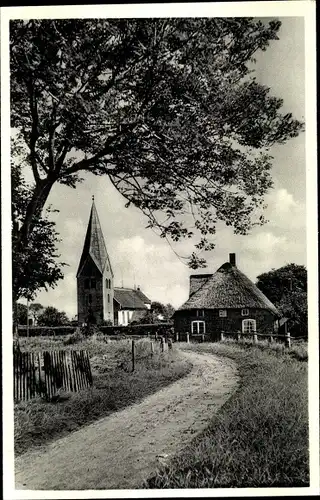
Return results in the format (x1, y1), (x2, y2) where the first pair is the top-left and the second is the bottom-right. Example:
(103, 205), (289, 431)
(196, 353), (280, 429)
(77, 199), (113, 276)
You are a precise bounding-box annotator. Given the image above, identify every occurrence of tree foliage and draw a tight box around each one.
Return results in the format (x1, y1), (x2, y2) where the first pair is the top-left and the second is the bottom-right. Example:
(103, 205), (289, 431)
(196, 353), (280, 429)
(12, 138), (66, 301)
(29, 302), (44, 324)
(14, 303), (28, 325)
(37, 306), (70, 326)
(151, 301), (175, 320)
(256, 264), (307, 336)
(11, 18), (304, 267)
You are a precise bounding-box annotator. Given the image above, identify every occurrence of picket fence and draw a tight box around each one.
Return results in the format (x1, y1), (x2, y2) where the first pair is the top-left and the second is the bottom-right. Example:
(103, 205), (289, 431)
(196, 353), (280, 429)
(13, 349), (93, 402)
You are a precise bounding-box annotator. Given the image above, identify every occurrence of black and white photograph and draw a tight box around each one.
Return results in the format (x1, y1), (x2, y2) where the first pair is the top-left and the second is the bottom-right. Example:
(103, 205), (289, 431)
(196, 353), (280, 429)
(1, 1), (318, 498)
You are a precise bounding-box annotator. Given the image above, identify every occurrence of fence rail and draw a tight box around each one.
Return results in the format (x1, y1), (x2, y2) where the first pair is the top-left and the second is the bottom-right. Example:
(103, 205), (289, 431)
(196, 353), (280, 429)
(13, 349), (93, 402)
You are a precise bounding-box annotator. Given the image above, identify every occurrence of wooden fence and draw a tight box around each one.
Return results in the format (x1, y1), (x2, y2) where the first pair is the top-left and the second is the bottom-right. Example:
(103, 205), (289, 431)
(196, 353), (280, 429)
(220, 330), (307, 347)
(174, 331), (307, 347)
(13, 349), (93, 402)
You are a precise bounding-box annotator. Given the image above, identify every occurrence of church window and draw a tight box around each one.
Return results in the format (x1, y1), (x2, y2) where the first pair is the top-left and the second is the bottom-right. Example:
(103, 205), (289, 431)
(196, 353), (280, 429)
(84, 278), (90, 289)
(108, 293), (110, 303)
(91, 279), (96, 289)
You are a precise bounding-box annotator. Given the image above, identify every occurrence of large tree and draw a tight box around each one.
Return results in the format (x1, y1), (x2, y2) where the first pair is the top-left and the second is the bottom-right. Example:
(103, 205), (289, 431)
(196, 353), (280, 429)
(256, 264), (307, 336)
(12, 139), (66, 303)
(11, 18), (303, 267)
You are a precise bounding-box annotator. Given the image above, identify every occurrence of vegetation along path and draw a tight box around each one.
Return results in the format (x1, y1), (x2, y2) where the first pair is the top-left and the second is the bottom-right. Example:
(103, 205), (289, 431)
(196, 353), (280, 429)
(15, 349), (238, 490)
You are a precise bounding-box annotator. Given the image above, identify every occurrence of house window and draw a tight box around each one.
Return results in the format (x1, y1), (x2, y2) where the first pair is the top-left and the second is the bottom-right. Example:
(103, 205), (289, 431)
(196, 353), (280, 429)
(122, 311), (125, 323)
(196, 310), (204, 317)
(84, 278), (90, 289)
(241, 308), (249, 316)
(91, 279), (96, 289)
(219, 309), (227, 317)
(191, 321), (206, 334)
(242, 319), (256, 334)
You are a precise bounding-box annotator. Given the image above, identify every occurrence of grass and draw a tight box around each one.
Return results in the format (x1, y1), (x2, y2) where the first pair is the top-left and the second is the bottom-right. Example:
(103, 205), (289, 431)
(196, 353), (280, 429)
(15, 337), (192, 456)
(146, 341), (309, 488)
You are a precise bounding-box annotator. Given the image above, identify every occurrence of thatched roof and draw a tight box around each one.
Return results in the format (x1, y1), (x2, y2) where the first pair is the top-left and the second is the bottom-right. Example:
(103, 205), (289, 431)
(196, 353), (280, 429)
(178, 262), (280, 316)
(114, 288), (150, 309)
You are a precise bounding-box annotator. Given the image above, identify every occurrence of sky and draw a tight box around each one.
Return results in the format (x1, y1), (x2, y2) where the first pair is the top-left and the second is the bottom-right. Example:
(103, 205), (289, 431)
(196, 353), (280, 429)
(22, 17), (306, 319)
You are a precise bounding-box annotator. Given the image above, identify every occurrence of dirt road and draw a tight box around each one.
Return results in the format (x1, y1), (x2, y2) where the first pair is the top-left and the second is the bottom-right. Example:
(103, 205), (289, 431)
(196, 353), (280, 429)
(15, 350), (238, 490)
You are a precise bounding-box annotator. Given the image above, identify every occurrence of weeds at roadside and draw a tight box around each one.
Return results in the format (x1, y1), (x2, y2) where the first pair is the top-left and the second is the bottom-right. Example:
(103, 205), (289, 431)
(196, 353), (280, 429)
(146, 342), (309, 488)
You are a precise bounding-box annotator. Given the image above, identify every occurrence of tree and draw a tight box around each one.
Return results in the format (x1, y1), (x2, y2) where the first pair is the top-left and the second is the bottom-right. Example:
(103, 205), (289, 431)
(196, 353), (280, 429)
(256, 264), (307, 336)
(12, 139), (66, 303)
(13, 303), (28, 325)
(11, 19), (303, 268)
(151, 301), (175, 321)
(29, 302), (44, 325)
(37, 306), (70, 326)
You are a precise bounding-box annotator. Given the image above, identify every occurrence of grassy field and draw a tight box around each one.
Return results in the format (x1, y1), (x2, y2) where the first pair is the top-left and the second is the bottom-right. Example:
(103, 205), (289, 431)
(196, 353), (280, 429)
(146, 341), (309, 488)
(15, 336), (192, 456)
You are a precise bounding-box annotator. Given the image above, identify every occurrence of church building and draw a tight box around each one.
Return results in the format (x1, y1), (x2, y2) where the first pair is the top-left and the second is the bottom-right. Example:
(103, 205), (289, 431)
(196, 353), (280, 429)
(76, 198), (151, 326)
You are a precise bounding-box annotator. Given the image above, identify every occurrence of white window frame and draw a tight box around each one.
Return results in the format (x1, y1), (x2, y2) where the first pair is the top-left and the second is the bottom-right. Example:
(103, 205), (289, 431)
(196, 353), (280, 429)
(196, 309), (204, 317)
(242, 319), (256, 334)
(191, 320), (206, 334)
(219, 309), (227, 317)
(241, 308), (249, 316)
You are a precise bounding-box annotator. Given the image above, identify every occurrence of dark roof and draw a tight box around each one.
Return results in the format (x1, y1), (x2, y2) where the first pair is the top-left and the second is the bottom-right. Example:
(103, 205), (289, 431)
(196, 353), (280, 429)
(135, 288), (152, 304)
(77, 201), (113, 277)
(178, 262), (280, 316)
(114, 288), (150, 309)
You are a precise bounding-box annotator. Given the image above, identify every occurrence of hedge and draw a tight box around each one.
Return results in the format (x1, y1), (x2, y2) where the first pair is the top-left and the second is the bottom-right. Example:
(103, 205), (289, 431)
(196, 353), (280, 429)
(17, 322), (174, 338)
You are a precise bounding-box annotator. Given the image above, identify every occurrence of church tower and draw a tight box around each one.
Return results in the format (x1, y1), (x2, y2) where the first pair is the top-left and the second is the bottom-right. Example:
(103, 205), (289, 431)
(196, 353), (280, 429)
(76, 198), (114, 325)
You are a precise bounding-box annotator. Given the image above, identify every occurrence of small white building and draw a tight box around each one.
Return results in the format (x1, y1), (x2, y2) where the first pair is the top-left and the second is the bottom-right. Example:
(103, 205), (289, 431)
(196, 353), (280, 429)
(113, 286), (151, 326)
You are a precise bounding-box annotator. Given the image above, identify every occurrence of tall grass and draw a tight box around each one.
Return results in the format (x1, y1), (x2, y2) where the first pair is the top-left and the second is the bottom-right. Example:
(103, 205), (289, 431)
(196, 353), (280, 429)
(146, 342), (309, 488)
(15, 338), (192, 456)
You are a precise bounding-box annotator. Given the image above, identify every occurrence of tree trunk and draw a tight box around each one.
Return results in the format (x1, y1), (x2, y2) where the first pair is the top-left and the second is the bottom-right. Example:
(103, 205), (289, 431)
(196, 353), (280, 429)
(17, 175), (57, 248)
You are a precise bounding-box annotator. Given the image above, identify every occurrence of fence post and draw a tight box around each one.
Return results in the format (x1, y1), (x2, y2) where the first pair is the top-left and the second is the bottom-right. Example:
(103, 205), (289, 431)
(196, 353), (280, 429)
(175, 332), (179, 342)
(186, 333), (190, 344)
(160, 337), (164, 352)
(168, 339), (173, 350)
(155, 331), (158, 342)
(285, 332), (291, 348)
(132, 340), (135, 372)
(237, 331), (241, 342)
(201, 334), (205, 343)
(220, 331), (224, 341)
(253, 332), (258, 344)
(151, 341), (154, 357)
(269, 334), (273, 343)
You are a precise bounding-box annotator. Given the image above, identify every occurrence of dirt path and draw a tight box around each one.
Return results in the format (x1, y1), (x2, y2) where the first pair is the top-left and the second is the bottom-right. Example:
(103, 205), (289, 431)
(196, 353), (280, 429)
(15, 350), (239, 490)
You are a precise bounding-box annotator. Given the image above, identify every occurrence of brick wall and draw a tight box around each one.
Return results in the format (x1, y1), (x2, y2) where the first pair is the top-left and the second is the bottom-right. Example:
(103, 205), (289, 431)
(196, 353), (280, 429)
(174, 307), (277, 339)
(77, 258), (104, 324)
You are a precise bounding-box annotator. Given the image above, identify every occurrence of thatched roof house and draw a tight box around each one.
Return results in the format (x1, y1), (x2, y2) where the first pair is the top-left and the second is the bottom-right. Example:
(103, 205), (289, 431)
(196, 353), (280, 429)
(174, 253), (281, 339)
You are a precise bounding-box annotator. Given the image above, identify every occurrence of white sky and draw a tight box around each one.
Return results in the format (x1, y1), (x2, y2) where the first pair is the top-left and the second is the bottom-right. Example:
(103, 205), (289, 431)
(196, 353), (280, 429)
(23, 17), (306, 319)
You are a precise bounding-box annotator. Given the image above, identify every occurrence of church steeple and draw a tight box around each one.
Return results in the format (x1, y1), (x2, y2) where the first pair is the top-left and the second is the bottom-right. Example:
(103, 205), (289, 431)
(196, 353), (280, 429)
(77, 198), (113, 277)
(77, 199), (114, 325)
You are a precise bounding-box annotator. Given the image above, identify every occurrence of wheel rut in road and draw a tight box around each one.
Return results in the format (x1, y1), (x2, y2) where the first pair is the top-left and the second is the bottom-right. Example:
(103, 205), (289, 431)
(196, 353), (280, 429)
(15, 349), (239, 490)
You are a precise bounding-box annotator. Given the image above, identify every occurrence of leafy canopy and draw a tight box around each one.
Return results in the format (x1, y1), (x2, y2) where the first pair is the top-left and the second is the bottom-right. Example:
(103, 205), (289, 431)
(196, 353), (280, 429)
(11, 18), (304, 267)
(12, 138), (66, 301)
(256, 264), (307, 336)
